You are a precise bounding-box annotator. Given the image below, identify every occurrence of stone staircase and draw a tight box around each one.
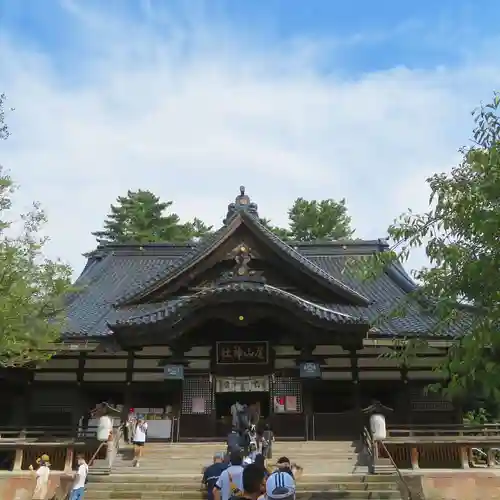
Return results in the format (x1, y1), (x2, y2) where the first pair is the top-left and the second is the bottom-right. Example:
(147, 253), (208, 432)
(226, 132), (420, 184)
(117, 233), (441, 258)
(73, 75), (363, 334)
(85, 441), (403, 500)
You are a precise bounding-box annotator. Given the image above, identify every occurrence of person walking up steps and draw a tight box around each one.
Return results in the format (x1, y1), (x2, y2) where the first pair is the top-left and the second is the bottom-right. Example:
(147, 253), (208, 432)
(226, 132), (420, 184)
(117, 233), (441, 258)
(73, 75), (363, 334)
(229, 463), (266, 500)
(203, 452), (228, 500)
(132, 415), (148, 467)
(213, 450), (244, 500)
(264, 470), (296, 500)
(261, 424), (274, 461)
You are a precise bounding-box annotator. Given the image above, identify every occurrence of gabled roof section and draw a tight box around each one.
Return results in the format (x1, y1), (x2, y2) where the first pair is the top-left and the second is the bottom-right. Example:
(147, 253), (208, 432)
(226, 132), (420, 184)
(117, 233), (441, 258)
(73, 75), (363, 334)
(114, 189), (371, 307)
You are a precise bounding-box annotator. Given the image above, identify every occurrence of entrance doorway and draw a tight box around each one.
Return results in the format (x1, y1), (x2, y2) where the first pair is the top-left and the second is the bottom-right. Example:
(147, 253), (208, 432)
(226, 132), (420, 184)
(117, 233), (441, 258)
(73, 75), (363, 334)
(215, 392), (270, 437)
(215, 392), (270, 420)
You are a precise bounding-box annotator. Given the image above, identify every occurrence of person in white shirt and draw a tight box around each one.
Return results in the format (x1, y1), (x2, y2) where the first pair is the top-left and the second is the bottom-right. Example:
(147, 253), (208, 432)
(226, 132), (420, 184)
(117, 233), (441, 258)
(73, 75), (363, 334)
(213, 450), (244, 500)
(69, 454), (88, 500)
(264, 470), (296, 500)
(230, 401), (244, 430)
(243, 442), (258, 465)
(97, 413), (113, 442)
(29, 454), (50, 500)
(132, 415), (148, 467)
(369, 402), (387, 441)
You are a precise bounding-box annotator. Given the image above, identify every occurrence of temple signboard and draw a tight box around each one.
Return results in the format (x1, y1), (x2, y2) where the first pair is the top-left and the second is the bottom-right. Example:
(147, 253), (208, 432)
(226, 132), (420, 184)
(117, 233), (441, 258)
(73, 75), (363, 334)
(163, 364), (184, 380)
(299, 361), (321, 378)
(216, 341), (268, 365)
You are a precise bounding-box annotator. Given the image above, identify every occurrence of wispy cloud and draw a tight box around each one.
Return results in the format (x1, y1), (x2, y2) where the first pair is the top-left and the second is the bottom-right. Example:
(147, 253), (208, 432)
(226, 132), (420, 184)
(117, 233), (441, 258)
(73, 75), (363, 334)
(0, 0), (499, 276)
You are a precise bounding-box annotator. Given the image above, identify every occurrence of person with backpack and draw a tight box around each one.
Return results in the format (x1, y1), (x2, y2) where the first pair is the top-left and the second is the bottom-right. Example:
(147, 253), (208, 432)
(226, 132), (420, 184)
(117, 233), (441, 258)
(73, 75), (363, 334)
(69, 454), (88, 500)
(213, 450), (244, 500)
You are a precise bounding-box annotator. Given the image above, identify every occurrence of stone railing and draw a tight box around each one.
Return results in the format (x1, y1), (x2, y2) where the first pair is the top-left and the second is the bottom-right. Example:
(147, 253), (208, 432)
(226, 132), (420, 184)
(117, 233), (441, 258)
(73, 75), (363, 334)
(379, 424), (500, 469)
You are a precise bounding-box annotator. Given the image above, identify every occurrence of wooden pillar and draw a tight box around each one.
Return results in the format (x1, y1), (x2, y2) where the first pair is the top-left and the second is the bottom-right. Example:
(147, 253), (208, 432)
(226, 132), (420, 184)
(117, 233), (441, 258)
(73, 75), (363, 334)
(73, 353), (87, 434)
(22, 372), (34, 427)
(13, 447), (24, 471)
(487, 448), (495, 467)
(124, 350), (135, 413)
(410, 446), (419, 469)
(400, 365), (411, 425)
(460, 446), (470, 468)
(64, 446), (74, 473)
(349, 348), (362, 436)
(301, 379), (313, 441)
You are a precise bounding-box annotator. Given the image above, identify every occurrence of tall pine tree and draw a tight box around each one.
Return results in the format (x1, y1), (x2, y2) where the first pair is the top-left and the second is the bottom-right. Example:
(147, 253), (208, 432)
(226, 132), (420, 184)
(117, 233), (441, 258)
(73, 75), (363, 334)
(262, 197), (354, 241)
(93, 190), (212, 245)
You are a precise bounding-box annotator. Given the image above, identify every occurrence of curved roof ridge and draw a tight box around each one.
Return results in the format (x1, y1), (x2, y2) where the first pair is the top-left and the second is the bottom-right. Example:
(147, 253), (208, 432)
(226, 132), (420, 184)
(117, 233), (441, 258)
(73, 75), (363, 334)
(109, 281), (365, 330)
(244, 213), (370, 305)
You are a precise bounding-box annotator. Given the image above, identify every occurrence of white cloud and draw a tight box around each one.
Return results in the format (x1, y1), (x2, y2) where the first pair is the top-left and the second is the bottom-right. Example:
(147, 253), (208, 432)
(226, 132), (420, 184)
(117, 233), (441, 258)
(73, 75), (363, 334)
(0, 1), (499, 277)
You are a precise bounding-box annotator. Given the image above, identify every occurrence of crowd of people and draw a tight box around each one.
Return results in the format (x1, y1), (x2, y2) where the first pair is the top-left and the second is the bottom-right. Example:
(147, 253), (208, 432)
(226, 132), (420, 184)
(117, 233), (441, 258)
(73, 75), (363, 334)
(28, 452), (88, 500)
(203, 450), (298, 500)
(202, 402), (302, 500)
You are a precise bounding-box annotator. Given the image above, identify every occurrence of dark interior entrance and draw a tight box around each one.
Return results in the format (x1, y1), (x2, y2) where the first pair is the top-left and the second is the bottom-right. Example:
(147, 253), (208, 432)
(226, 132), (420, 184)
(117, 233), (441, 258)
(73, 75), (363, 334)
(215, 392), (270, 437)
(215, 392), (270, 419)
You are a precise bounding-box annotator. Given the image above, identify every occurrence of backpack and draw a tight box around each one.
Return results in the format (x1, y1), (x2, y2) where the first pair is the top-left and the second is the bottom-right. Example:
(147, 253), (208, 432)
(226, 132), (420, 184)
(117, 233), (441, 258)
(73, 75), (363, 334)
(228, 471), (243, 497)
(237, 410), (249, 430)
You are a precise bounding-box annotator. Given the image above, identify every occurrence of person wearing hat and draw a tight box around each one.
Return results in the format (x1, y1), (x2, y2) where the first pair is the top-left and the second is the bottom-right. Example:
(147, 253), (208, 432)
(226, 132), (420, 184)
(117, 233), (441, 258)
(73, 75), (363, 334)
(264, 470), (296, 500)
(202, 452), (228, 500)
(29, 454), (51, 500)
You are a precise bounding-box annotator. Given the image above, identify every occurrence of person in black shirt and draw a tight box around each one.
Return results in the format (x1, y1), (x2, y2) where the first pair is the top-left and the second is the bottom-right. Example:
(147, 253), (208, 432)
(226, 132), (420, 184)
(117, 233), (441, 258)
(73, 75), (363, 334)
(254, 454), (269, 480)
(203, 452), (228, 500)
(229, 463), (266, 500)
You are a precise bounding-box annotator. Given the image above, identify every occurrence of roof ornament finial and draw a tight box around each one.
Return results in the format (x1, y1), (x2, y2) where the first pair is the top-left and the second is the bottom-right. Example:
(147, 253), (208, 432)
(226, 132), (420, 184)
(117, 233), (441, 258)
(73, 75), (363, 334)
(223, 186), (259, 224)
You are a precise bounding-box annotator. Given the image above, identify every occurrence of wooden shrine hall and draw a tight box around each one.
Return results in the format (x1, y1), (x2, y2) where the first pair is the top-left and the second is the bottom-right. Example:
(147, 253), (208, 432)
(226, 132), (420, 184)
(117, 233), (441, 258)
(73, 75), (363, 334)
(0, 187), (465, 441)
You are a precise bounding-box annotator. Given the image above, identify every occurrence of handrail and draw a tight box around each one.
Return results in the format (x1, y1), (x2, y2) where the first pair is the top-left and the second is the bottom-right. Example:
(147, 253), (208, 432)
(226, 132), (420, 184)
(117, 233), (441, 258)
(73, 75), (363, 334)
(88, 441), (107, 467)
(0, 425), (99, 439)
(378, 438), (413, 500)
(388, 423), (500, 428)
(386, 423), (500, 437)
(108, 425), (123, 468)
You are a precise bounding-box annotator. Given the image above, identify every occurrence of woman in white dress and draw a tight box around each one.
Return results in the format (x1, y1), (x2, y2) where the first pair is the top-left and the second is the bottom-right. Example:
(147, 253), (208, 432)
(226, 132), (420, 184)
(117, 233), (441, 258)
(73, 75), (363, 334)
(29, 455), (50, 500)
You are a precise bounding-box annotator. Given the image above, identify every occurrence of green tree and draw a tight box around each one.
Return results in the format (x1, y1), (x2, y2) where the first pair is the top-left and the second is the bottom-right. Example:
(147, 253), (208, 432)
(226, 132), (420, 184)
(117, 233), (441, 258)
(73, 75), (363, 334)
(262, 197), (354, 241)
(93, 190), (213, 245)
(0, 94), (73, 367)
(357, 91), (500, 399)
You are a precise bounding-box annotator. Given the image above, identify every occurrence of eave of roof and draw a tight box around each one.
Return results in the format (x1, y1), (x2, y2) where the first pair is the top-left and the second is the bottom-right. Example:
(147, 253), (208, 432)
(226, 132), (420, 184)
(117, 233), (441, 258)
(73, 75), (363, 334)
(109, 282), (368, 332)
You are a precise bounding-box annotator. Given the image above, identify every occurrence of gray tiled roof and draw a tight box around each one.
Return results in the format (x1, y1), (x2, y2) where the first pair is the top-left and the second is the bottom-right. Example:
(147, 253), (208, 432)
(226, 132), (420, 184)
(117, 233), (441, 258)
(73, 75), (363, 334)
(114, 211), (370, 307)
(63, 238), (465, 339)
(110, 282), (366, 331)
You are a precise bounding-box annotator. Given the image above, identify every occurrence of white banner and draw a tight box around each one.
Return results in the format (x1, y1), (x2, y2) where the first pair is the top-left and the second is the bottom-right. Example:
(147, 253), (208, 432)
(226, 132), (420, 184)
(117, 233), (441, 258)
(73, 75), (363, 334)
(215, 376), (270, 393)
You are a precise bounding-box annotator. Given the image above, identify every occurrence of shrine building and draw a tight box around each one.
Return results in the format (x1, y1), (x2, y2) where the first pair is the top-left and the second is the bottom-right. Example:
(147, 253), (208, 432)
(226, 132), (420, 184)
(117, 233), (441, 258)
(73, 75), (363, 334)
(0, 187), (464, 441)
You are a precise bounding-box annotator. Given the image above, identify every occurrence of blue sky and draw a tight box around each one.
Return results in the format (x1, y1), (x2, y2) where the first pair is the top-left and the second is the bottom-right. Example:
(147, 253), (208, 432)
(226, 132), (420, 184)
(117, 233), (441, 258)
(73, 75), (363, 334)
(1, 0), (499, 274)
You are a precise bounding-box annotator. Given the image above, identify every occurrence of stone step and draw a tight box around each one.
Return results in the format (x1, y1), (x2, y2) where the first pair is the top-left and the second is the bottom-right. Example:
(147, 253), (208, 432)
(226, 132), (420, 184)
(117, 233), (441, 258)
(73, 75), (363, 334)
(113, 458), (358, 465)
(85, 490), (401, 500)
(88, 480), (399, 491)
(118, 449), (357, 455)
(91, 474), (392, 484)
